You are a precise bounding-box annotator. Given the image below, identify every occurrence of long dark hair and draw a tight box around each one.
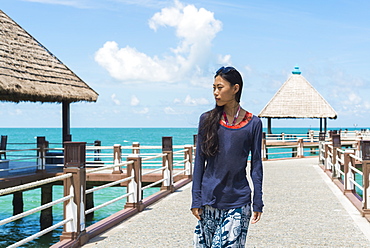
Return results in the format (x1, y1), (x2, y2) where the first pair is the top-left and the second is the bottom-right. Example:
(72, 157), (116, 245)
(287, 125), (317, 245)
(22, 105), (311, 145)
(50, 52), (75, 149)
(201, 67), (243, 157)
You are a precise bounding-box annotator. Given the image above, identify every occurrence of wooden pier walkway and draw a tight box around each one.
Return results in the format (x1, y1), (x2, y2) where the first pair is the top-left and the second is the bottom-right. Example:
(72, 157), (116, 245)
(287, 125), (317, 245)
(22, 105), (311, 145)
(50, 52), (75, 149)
(82, 157), (370, 248)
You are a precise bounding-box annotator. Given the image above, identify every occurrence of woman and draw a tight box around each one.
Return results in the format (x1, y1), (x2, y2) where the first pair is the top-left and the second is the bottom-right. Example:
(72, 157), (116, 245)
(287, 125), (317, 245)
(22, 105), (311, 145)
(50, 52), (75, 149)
(191, 66), (264, 248)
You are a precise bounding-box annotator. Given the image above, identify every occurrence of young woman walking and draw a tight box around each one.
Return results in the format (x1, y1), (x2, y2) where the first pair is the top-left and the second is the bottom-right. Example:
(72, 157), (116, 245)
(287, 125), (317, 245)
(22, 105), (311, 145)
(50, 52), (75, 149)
(191, 66), (264, 248)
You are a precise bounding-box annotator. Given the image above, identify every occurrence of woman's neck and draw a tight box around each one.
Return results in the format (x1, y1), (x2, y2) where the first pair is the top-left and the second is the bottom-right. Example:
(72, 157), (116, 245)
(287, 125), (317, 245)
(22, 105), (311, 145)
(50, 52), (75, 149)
(223, 101), (240, 116)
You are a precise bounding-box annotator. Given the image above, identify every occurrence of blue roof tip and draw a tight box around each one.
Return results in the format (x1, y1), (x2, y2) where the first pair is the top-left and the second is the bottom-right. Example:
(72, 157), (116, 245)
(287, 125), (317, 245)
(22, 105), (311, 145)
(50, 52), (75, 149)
(292, 66), (301, 75)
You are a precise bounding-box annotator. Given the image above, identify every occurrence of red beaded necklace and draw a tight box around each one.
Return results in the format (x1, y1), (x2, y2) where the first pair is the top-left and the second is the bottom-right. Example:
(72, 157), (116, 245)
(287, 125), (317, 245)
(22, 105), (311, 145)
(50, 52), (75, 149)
(222, 105), (241, 126)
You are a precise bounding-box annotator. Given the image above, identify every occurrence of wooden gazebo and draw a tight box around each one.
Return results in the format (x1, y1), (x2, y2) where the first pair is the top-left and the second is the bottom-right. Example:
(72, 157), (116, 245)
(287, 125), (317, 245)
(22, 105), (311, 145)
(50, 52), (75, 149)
(258, 67), (337, 134)
(0, 10), (98, 141)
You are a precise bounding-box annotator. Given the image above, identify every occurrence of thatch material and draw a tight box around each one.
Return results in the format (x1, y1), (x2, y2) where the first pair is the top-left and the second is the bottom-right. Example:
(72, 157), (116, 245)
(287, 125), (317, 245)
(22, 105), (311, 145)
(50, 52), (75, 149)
(0, 10), (98, 103)
(258, 67), (337, 119)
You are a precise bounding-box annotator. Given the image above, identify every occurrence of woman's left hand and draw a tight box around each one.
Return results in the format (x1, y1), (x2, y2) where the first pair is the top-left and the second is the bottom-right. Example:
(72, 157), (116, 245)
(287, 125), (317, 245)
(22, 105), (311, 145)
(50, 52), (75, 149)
(251, 211), (262, 224)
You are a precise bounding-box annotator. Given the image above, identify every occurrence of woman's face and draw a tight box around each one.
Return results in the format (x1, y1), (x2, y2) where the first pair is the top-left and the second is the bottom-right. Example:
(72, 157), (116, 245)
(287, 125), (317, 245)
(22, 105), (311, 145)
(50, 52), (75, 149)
(213, 75), (239, 107)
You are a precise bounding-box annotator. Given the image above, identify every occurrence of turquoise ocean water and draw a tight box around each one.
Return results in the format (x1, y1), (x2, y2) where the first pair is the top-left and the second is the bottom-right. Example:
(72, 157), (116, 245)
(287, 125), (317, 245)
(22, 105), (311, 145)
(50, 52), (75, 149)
(0, 127), (365, 247)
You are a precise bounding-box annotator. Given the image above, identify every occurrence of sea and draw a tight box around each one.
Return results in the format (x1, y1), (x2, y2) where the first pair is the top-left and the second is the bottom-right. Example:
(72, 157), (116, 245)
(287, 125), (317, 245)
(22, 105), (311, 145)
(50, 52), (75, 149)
(0, 127), (366, 247)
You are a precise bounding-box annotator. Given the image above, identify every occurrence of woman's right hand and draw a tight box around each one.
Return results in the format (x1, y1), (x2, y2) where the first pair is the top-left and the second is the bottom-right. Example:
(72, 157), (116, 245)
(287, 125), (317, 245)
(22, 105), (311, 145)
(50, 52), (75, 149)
(191, 208), (203, 220)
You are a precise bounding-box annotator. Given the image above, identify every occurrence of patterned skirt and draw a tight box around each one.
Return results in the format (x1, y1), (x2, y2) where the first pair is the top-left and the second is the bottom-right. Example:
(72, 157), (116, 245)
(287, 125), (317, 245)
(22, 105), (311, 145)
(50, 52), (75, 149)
(193, 204), (252, 248)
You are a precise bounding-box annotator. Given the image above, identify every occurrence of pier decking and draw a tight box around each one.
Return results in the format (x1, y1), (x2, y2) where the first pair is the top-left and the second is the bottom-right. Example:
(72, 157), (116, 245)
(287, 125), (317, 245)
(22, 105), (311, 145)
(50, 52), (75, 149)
(82, 157), (370, 248)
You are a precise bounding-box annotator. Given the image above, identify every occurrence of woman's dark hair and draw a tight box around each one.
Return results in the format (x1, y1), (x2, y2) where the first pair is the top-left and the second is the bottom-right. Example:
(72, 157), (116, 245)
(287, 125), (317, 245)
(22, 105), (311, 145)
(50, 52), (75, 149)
(201, 67), (243, 157)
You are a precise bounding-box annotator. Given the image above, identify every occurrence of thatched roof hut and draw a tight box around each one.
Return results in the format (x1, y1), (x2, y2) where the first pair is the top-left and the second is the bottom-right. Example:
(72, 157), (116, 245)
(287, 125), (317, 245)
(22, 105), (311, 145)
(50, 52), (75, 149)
(0, 10), (98, 103)
(0, 9), (98, 141)
(258, 67), (337, 133)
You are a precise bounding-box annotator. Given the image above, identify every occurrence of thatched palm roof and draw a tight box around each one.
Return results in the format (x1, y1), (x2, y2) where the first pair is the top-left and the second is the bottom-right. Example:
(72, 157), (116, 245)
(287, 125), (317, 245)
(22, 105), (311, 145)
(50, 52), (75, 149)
(258, 67), (337, 119)
(0, 10), (98, 103)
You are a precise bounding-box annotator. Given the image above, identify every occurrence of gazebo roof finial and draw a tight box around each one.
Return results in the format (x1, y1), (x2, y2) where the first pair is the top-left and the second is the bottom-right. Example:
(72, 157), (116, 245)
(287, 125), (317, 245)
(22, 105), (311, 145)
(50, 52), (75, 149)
(292, 66), (301, 75)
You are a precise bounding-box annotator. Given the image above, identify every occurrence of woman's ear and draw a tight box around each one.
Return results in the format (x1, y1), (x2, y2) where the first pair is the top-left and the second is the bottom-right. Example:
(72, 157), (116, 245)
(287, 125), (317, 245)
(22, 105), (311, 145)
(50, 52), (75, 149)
(234, 84), (240, 94)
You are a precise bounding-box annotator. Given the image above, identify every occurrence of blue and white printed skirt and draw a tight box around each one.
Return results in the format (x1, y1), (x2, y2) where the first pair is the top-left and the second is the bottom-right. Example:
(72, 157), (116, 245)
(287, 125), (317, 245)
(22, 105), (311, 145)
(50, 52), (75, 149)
(193, 204), (252, 248)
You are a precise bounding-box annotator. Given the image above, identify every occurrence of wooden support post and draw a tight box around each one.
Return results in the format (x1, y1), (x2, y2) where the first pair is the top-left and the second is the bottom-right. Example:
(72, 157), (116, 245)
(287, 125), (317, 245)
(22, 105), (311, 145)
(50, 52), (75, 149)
(132, 142), (140, 154)
(267, 118), (272, 134)
(125, 155), (143, 211)
(60, 142), (88, 247)
(62, 101), (72, 143)
(40, 183), (53, 230)
(37, 136), (46, 171)
(161, 137), (174, 192)
(112, 144), (123, 174)
(12, 191), (23, 215)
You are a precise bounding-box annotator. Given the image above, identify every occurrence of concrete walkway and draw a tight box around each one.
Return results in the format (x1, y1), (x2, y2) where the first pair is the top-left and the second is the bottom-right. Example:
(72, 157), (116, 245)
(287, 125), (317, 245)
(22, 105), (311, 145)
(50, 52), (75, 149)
(82, 157), (370, 248)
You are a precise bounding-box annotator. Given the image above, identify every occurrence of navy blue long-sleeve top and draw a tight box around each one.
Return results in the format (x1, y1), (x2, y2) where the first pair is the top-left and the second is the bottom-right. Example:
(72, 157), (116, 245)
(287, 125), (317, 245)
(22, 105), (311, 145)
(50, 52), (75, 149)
(191, 112), (264, 212)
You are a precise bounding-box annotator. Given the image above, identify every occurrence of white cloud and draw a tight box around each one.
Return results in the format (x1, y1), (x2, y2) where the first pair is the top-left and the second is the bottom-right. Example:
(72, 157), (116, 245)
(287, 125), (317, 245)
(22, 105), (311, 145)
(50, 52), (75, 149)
(131, 95), (140, 106)
(183, 95), (209, 106)
(95, 0), (223, 84)
(217, 54), (231, 65)
(133, 107), (149, 114)
(10, 109), (23, 115)
(164, 106), (177, 114)
(111, 93), (121, 105)
(173, 95), (209, 106)
(348, 92), (361, 105)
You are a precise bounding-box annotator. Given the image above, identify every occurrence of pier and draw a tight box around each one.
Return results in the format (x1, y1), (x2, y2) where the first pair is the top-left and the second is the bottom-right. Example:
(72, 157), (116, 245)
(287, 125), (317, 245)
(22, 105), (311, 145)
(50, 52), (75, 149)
(1, 130), (370, 247)
(82, 158), (370, 247)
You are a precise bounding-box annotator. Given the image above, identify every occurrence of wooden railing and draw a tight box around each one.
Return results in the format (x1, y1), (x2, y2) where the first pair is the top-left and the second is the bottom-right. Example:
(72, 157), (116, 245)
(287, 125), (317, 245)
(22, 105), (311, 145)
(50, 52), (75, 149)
(320, 138), (370, 222)
(0, 137), (194, 247)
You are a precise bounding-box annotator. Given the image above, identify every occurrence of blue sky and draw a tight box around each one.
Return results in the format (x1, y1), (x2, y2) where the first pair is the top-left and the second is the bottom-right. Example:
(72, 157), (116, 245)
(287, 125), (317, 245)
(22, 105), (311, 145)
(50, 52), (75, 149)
(1, 0), (370, 128)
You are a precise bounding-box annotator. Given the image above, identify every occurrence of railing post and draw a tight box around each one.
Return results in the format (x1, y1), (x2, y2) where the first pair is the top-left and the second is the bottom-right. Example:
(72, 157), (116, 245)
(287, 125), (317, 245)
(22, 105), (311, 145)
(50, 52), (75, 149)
(297, 138), (304, 158)
(355, 138), (362, 158)
(363, 160), (370, 217)
(318, 132), (326, 165)
(94, 140), (101, 161)
(193, 135), (197, 146)
(361, 141), (370, 218)
(324, 143), (330, 171)
(184, 145), (193, 179)
(60, 142), (88, 246)
(161, 137), (174, 192)
(37, 136), (47, 171)
(331, 147), (337, 177)
(309, 130), (314, 142)
(125, 155), (143, 211)
(262, 132), (267, 161)
(332, 134), (341, 178)
(343, 150), (355, 193)
(132, 142), (140, 154)
(112, 144), (123, 174)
